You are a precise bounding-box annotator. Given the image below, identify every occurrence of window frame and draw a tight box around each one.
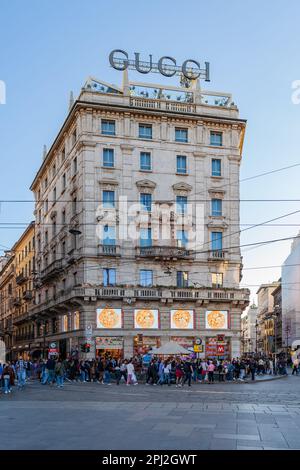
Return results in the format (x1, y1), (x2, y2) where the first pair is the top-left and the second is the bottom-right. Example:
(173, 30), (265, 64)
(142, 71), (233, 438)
(103, 148), (115, 168)
(101, 120), (116, 136)
(175, 127), (188, 143)
(138, 123), (152, 140)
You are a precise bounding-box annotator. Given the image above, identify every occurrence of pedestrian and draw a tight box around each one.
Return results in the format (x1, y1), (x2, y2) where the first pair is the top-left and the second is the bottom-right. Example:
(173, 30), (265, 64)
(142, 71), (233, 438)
(15, 357), (27, 390)
(55, 359), (65, 388)
(207, 360), (215, 384)
(126, 359), (136, 385)
(163, 361), (171, 386)
(104, 359), (112, 385)
(46, 357), (56, 385)
(218, 361), (225, 382)
(175, 361), (184, 387)
(183, 359), (193, 387)
(1, 363), (14, 394)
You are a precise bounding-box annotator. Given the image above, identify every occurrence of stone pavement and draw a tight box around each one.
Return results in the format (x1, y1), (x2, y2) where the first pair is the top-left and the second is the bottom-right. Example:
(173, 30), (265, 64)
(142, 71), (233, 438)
(1, 375), (300, 450)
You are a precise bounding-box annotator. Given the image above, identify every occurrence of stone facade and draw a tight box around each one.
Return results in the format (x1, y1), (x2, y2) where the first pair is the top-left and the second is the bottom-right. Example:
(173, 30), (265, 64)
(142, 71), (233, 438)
(26, 75), (249, 359)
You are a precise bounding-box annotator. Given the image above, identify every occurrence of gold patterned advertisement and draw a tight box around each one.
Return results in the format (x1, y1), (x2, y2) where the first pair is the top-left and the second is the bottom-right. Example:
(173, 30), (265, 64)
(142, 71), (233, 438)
(171, 310), (193, 329)
(134, 309), (158, 329)
(97, 308), (122, 329)
(205, 310), (228, 329)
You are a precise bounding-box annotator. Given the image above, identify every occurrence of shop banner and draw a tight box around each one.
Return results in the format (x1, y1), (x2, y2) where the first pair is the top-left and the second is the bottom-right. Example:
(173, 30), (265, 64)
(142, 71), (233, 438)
(170, 310), (194, 329)
(95, 337), (123, 349)
(96, 308), (122, 329)
(134, 309), (159, 329)
(205, 310), (228, 330)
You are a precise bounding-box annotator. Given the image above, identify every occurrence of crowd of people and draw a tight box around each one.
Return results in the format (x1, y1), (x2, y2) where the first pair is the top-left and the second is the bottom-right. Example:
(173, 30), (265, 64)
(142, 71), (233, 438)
(0, 354), (293, 394)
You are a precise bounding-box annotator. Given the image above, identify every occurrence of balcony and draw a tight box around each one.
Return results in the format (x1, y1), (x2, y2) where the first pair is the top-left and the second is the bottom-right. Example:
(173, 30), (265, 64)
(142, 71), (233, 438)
(208, 250), (227, 260)
(98, 245), (120, 257)
(13, 297), (22, 307)
(136, 246), (194, 260)
(23, 290), (33, 301)
(16, 273), (28, 285)
(41, 259), (63, 282)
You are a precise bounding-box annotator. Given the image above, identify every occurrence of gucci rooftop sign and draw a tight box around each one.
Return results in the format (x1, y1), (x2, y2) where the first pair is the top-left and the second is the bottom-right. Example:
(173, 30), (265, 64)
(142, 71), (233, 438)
(109, 49), (210, 81)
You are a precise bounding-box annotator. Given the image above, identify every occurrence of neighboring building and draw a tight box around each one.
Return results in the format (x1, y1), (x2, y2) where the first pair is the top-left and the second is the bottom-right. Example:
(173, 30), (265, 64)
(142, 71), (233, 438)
(0, 253), (15, 361)
(28, 70), (249, 360)
(271, 281), (282, 353)
(282, 235), (300, 352)
(241, 302), (258, 354)
(256, 281), (280, 355)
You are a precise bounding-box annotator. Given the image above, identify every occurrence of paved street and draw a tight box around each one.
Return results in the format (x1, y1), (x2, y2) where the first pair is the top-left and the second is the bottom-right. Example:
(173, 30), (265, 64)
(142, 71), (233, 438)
(1, 375), (300, 450)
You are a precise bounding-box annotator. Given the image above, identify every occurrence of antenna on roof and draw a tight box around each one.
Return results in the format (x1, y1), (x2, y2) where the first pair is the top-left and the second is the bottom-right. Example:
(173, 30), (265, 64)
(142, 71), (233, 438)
(69, 91), (74, 110)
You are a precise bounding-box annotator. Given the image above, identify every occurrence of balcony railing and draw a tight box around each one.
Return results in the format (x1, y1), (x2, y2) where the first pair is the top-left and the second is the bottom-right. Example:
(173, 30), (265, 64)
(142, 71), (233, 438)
(16, 273), (28, 285)
(23, 291), (33, 301)
(208, 250), (227, 260)
(41, 259), (63, 281)
(13, 297), (22, 307)
(98, 245), (120, 256)
(136, 246), (194, 260)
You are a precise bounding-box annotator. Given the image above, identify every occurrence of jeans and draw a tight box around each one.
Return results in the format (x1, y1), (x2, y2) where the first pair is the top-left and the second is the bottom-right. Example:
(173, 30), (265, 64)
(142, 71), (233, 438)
(239, 369), (245, 380)
(80, 371), (86, 382)
(184, 372), (192, 386)
(17, 370), (26, 388)
(104, 370), (111, 384)
(163, 372), (171, 385)
(56, 375), (64, 387)
(47, 369), (55, 384)
(208, 371), (214, 383)
(41, 370), (48, 384)
(3, 377), (11, 393)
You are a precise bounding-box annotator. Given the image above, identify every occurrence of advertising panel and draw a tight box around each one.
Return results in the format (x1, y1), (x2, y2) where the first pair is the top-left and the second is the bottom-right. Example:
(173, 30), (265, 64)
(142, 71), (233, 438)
(96, 308), (122, 329)
(205, 310), (228, 329)
(134, 309), (159, 329)
(170, 309), (194, 329)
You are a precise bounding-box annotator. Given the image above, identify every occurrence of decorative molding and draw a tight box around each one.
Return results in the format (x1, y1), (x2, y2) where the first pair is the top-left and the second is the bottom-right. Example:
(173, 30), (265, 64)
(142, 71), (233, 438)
(120, 144), (134, 154)
(136, 179), (157, 193)
(208, 189), (225, 199)
(172, 182), (192, 195)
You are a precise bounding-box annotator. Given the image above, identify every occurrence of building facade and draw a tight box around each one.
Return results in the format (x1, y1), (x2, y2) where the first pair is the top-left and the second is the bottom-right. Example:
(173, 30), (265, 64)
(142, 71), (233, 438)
(27, 72), (249, 360)
(282, 235), (300, 352)
(0, 253), (15, 361)
(241, 303), (258, 354)
(256, 281), (280, 355)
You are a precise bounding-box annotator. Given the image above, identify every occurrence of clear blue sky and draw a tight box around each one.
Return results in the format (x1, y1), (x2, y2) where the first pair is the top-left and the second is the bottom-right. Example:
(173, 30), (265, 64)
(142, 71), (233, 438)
(1, 0), (300, 301)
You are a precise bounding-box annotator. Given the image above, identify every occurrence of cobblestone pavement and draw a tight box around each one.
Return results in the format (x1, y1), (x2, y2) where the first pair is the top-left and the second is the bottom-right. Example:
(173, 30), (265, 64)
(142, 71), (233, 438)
(1, 375), (300, 450)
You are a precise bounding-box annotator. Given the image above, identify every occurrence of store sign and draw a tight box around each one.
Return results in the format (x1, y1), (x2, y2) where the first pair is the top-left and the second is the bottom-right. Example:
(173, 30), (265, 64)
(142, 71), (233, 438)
(109, 49), (210, 80)
(193, 345), (203, 353)
(95, 337), (123, 350)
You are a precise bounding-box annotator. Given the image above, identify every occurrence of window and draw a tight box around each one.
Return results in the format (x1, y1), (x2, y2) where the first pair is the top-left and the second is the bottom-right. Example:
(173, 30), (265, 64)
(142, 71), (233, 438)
(176, 195), (187, 214)
(52, 164), (56, 178)
(176, 155), (187, 174)
(72, 197), (77, 215)
(211, 232), (223, 251)
(176, 230), (188, 248)
(61, 147), (65, 161)
(103, 148), (114, 168)
(74, 311), (80, 330)
(211, 199), (222, 217)
(212, 159), (221, 177)
(44, 177), (48, 189)
(103, 190), (115, 208)
(139, 124), (152, 139)
(45, 230), (48, 245)
(62, 314), (68, 332)
(53, 187), (56, 202)
(175, 128), (188, 142)
(44, 199), (48, 213)
(212, 273), (223, 288)
(140, 193), (152, 212)
(103, 225), (116, 245)
(140, 270), (153, 287)
(210, 131), (223, 146)
(101, 120), (115, 135)
(140, 152), (151, 171)
(177, 271), (189, 288)
(140, 228), (152, 247)
(62, 173), (66, 190)
(73, 157), (77, 174)
(71, 129), (77, 146)
(103, 268), (116, 287)
(52, 220), (56, 236)
(62, 240), (66, 257)
(62, 209), (66, 224)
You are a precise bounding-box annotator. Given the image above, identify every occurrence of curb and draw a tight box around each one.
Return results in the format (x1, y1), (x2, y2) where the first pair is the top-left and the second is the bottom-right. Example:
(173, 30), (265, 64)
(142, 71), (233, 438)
(244, 375), (288, 384)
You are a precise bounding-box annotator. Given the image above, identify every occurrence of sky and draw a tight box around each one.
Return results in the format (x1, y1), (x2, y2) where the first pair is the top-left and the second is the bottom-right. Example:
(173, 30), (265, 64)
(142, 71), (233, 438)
(1, 0), (300, 302)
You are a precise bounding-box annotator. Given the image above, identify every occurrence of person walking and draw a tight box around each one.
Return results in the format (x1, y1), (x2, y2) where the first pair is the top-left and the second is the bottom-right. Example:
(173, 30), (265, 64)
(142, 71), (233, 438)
(103, 359), (112, 385)
(249, 360), (256, 381)
(46, 357), (56, 385)
(126, 359), (135, 385)
(15, 357), (26, 390)
(1, 363), (14, 394)
(218, 361), (225, 382)
(207, 360), (215, 384)
(175, 361), (184, 387)
(183, 359), (193, 387)
(55, 359), (65, 388)
(163, 361), (171, 386)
